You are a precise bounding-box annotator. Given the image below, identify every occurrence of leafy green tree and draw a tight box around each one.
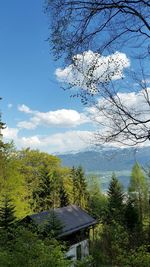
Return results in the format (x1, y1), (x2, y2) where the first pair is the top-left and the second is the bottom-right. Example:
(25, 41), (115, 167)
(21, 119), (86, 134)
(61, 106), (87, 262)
(0, 146), (30, 218)
(129, 162), (148, 224)
(87, 175), (107, 219)
(93, 221), (129, 266)
(0, 226), (70, 267)
(107, 173), (124, 223)
(17, 149), (62, 211)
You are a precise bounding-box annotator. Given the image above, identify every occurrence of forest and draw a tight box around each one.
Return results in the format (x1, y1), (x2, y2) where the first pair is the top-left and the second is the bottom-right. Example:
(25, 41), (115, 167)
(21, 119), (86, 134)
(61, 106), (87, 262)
(0, 111), (150, 267)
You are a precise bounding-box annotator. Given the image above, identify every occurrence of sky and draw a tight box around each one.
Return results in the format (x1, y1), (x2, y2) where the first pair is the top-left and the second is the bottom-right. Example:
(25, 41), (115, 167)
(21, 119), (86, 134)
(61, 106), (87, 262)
(0, 1), (149, 154)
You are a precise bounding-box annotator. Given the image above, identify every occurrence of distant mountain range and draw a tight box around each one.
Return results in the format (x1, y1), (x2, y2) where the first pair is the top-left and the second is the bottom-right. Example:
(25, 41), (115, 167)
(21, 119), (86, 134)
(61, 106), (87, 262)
(58, 147), (150, 172)
(58, 147), (150, 191)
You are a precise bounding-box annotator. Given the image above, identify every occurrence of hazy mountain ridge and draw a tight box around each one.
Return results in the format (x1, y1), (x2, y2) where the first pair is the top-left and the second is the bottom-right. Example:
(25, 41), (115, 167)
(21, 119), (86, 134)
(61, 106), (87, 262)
(58, 147), (150, 191)
(58, 147), (150, 172)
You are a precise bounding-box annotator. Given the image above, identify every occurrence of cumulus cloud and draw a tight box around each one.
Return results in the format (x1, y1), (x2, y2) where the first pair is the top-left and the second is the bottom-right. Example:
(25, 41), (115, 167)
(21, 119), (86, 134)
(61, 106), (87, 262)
(2, 127), (92, 153)
(56, 50), (130, 93)
(17, 105), (88, 129)
(2, 127), (19, 139)
(18, 104), (32, 114)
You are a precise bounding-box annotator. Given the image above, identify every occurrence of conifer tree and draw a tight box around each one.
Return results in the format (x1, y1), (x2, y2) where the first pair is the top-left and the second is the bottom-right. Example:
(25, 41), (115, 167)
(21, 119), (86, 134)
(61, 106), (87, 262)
(107, 173), (124, 223)
(59, 182), (69, 207)
(40, 210), (63, 238)
(0, 195), (16, 232)
(0, 195), (16, 248)
(124, 198), (140, 232)
(32, 168), (52, 212)
(71, 166), (78, 203)
(71, 166), (88, 208)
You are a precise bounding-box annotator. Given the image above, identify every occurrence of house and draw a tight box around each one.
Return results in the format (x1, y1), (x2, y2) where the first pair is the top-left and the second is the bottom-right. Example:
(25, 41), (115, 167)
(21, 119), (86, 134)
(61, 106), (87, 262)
(23, 205), (97, 262)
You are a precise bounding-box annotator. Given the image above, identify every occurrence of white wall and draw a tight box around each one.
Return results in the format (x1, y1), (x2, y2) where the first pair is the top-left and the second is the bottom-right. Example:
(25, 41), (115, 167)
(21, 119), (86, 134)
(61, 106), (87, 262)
(66, 239), (89, 262)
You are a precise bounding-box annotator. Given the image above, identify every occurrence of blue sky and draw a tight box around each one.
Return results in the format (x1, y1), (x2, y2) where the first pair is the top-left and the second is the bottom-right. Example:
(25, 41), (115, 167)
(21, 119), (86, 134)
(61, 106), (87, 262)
(0, 0), (91, 153)
(1, 1), (149, 153)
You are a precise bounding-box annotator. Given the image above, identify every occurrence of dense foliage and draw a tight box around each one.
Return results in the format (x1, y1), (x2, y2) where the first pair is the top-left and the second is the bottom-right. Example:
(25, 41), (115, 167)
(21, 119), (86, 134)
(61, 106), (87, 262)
(0, 110), (149, 266)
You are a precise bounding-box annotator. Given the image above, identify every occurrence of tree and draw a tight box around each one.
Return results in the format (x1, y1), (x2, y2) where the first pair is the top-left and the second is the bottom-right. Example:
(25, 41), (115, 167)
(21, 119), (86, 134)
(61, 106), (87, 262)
(124, 198), (140, 232)
(0, 195), (16, 231)
(71, 166), (88, 208)
(87, 175), (107, 219)
(32, 167), (53, 212)
(17, 148), (61, 211)
(46, 0), (150, 59)
(0, 226), (70, 267)
(59, 181), (69, 207)
(39, 210), (63, 238)
(107, 173), (125, 223)
(0, 195), (16, 247)
(46, 1), (150, 146)
(128, 162), (148, 224)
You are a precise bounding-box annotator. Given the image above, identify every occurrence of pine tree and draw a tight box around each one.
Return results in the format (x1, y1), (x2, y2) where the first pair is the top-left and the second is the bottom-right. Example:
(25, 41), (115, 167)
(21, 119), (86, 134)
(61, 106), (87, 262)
(71, 166), (88, 208)
(59, 182), (69, 207)
(71, 166), (78, 204)
(32, 168), (53, 212)
(0, 195), (16, 231)
(124, 198), (140, 232)
(107, 173), (124, 223)
(40, 210), (63, 238)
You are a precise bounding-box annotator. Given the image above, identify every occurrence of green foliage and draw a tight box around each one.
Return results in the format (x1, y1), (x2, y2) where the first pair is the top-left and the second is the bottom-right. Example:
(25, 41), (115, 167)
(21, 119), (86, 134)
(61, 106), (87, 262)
(0, 195), (16, 231)
(94, 221), (129, 266)
(59, 182), (69, 207)
(124, 198), (140, 231)
(0, 226), (70, 267)
(107, 173), (125, 223)
(0, 143), (30, 218)
(127, 245), (150, 267)
(129, 162), (148, 223)
(87, 175), (107, 219)
(0, 120), (149, 267)
(71, 166), (88, 208)
(32, 168), (53, 212)
(74, 256), (93, 267)
(39, 210), (64, 238)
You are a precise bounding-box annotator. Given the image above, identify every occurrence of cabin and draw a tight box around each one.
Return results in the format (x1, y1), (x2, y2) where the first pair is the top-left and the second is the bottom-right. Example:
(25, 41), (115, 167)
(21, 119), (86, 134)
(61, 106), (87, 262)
(23, 205), (97, 263)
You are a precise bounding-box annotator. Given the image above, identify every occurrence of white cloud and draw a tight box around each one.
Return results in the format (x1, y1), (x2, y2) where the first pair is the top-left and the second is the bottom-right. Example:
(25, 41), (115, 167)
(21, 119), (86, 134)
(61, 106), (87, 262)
(2, 127), (19, 139)
(18, 104), (32, 114)
(87, 88), (150, 146)
(20, 130), (92, 153)
(17, 105), (88, 129)
(56, 50), (130, 93)
(2, 127), (92, 153)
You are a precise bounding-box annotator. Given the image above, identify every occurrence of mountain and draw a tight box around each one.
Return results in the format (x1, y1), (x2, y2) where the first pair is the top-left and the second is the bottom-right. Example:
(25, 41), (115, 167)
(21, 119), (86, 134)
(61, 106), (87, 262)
(58, 147), (150, 172)
(58, 147), (150, 191)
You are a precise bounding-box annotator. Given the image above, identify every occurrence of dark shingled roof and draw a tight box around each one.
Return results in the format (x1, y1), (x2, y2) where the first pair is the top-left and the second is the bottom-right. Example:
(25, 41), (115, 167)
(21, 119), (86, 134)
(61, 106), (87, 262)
(28, 205), (97, 237)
